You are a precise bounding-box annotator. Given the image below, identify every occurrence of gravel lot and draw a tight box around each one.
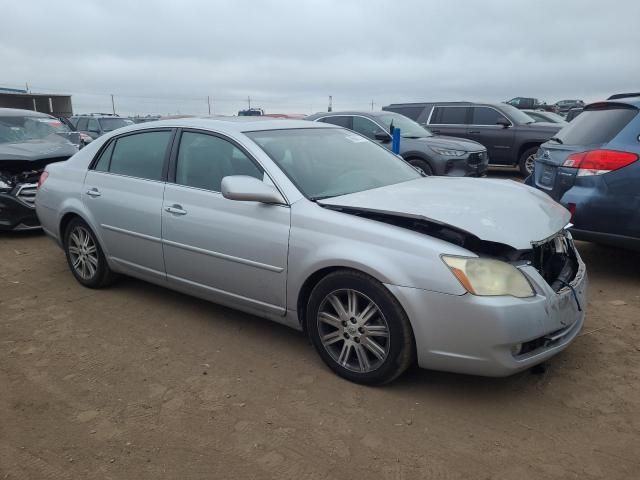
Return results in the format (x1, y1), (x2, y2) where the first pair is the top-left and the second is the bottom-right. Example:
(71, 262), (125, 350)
(1, 173), (639, 479)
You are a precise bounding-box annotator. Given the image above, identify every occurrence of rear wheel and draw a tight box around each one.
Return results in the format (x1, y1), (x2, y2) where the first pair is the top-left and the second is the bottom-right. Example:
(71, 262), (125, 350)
(64, 218), (116, 288)
(306, 270), (415, 385)
(518, 147), (538, 176)
(407, 158), (433, 176)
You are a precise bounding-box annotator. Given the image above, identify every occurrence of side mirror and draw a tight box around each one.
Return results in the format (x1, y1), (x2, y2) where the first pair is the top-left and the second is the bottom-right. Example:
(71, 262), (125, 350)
(496, 118), (511, 128)
(221, 175), (285, 204)
(374, 131), (391, 143)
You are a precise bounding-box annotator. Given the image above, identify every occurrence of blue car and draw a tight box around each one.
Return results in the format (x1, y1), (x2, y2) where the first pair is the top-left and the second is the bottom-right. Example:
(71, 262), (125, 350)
(530, 95), (640, 250)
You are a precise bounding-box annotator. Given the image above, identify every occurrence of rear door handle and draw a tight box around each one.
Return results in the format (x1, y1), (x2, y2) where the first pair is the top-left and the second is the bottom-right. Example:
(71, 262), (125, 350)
(469, 130), (480, 134)
(86, 188), (101, 197)
(165, 204), (187, 215)
(431, 129), (441, 134)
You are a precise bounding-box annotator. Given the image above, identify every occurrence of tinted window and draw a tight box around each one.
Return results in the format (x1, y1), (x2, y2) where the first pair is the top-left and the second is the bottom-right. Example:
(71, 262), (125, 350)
(76, 118), (89, 130)
(384, 106), (426, 121)
(352, 116), (386, 140)
(100, 118), (133, 132)
(555, 106), (638, 145)
(109, 131), (172, 180)
(94, 141), (114, 171)
(321, 116), (351, 128)
(471, 107), (509, 125)
(88, 118), (100, 132)
(432, 106), (467, 125)
(247, 128), (420, 200)
(175, 132), (262, 191)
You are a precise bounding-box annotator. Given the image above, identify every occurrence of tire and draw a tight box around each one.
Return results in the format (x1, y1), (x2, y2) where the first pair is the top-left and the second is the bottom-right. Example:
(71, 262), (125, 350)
(63, 217), (116, 289)
(407, 158), (433, 176)
(306, 270), (415, 385)
(518, 147), (538, 177)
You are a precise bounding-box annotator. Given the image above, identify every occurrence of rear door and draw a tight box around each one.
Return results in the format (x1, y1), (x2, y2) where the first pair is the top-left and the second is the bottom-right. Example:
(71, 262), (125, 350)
(467, 106), (516, 165)
(426, 105), (469, 138)
(83, 129), (174, 282)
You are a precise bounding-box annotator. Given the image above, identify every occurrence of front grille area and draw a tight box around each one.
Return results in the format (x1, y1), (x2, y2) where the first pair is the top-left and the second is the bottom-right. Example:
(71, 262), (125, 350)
(467, 151), (486, 165)
(16, 183), (37, 208)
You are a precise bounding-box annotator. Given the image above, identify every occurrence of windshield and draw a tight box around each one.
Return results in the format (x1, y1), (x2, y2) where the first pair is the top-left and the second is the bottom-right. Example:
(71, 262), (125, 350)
(0, 115), (71, 144)
(499, 104), (536, 124)
(99, 118), (133, 132)
(376, 112), (432, 138)
(246, 128), (421, 200)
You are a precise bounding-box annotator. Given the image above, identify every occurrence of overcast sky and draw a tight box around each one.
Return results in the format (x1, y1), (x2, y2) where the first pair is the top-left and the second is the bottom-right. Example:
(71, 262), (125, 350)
(1, 0), (639, 116)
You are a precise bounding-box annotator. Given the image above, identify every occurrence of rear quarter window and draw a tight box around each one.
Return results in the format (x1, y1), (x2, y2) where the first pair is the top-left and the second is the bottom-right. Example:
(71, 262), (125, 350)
(555, 106), (638, 145)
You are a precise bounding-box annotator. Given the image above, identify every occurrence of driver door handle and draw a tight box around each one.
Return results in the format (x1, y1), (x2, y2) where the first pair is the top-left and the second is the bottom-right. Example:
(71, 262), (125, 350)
(165, 204), (187, 215)
(469, 130), (480, 134)
(86, 188), (101, 197)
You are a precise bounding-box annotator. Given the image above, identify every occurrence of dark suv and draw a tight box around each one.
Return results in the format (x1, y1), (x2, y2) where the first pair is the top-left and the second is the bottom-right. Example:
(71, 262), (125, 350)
(70, 114), (133, 139)
(530, 96), (640, 250)
(305, 111), (488, 177)
(382, 102), (562, 175)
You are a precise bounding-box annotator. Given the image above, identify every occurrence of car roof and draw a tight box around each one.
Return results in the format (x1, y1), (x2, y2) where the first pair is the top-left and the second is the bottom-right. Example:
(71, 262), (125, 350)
(384, 101), (504, 109)
(110, 116), (335, 134)
(586, 98), (640, 109)
(0, 107), (53, 118)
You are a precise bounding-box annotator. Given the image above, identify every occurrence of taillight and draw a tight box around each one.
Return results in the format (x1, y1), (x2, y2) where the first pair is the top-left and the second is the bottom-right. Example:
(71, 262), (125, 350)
(562, 149), (638, 176)
(37, 171), (49, 189)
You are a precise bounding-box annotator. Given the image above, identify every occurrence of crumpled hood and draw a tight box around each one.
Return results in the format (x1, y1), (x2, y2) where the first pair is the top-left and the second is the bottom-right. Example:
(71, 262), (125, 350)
(406, 135), (485, 152)
(0, 139), (77, 162)
(318, 177), (570, 250)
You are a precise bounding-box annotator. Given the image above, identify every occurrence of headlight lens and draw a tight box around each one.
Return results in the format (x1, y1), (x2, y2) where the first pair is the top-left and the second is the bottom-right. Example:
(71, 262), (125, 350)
(434, 148), (466, 157)
(442, 256), (535, 298)
(0, 179), (12, 192)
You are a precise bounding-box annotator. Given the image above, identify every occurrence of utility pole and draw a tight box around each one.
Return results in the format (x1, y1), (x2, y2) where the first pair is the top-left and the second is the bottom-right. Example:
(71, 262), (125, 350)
(25, 82), (29, 93)
(207, 96), (211, 115)
(111, 94), (115, 115)
(247, 96), (251, 109)
(371, 100), (374, 111)
(328, 95), (333, 112)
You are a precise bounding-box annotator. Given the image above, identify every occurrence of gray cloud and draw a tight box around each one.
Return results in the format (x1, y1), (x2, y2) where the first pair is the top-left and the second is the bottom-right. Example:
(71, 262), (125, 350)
(2, 0), (639, 115)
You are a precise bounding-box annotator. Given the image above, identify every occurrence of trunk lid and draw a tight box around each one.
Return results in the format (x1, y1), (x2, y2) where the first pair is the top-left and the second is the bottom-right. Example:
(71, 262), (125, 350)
(318, 177), (569, 250)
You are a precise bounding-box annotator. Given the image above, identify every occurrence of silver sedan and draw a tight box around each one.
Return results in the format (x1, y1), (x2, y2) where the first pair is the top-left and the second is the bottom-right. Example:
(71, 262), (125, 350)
(35, 118), (587, 384)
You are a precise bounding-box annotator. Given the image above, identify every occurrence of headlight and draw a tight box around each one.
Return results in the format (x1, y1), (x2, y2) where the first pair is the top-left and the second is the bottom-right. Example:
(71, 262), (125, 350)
(0, 179), (12, 192)
(434, 148), (466, 157)
(442, 256), (535, 298)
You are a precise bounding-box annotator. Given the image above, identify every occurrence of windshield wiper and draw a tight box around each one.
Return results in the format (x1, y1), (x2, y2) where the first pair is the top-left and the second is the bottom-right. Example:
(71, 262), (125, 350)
(309, 194), (336, 201)
(548, 137), (563, 144)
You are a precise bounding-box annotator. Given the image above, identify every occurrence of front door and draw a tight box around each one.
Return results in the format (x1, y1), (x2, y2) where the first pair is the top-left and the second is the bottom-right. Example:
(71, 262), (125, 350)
(162, 130), (291, 316)
(83, 129), (174, 281)
(466, 106), (516, 165)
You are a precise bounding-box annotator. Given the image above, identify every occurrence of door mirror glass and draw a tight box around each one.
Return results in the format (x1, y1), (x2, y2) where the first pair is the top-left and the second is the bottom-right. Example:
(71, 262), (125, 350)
(221, 175), (285, 204)
(496, 118), (511, 128)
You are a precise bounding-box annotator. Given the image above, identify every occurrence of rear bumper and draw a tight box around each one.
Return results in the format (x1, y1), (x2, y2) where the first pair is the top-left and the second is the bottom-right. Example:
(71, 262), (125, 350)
(386, 251), (587, 377)
(0, 193), (40, 231)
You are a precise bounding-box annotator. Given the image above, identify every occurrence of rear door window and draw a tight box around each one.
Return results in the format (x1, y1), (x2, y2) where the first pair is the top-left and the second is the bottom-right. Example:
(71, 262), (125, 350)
(109, 130), (172, 180)
(430, 107), (467, 125)
(555, 106), (638, 145)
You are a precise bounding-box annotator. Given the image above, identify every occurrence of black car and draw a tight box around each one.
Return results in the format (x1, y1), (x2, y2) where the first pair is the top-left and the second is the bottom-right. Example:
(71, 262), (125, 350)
(554, 99), (585, 115)
(0, 108), (78, 231)
(305, 111), (488, 177)
(70, 114), (133, 139)
(383, 102), (562, 175)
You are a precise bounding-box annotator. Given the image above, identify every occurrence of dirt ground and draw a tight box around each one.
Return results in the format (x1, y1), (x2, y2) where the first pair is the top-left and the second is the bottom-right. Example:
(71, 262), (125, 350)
(1, 179), (639, 479)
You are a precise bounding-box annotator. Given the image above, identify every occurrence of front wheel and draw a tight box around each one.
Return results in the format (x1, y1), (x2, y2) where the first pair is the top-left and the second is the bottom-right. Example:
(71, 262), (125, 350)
(306, 270), (415, 385)
(407, 158), (433, 176)
(518, 147), (538, 176)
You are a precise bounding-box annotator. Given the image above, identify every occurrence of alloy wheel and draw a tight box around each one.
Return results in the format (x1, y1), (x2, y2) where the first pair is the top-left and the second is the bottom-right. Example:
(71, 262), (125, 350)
(317, 289), (390, 373)
(525, 153), (536, 174)
(67, 226), (99, 280)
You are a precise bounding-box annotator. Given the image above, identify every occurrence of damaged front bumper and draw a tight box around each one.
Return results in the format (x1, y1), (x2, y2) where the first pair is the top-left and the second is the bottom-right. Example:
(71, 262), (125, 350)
(0, 183), (40, 231)
(386, 244), (587, 377)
